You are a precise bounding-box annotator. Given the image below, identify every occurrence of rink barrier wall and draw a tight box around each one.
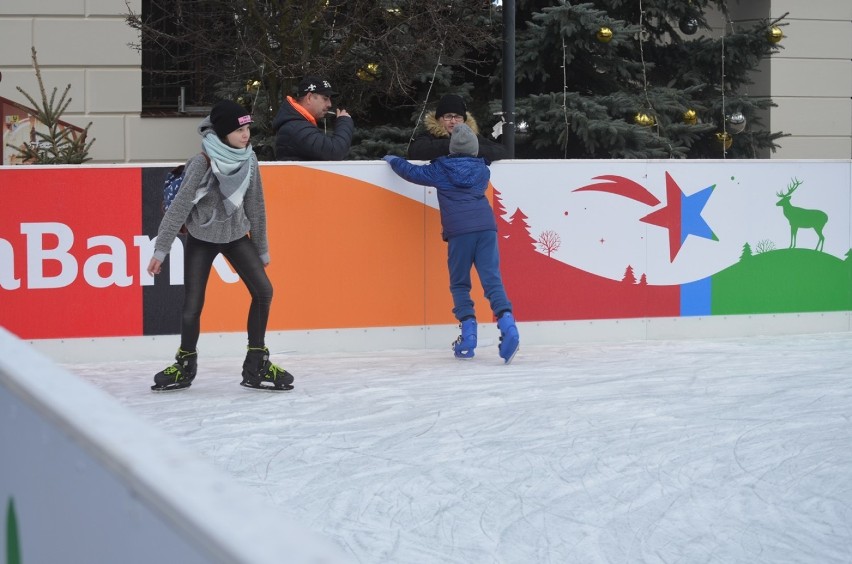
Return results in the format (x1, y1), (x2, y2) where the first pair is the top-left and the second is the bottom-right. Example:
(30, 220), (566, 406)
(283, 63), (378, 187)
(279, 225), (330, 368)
(3, 159), (852, 362)
(0, 327), (349, 564)
(25, 311), (852, 363)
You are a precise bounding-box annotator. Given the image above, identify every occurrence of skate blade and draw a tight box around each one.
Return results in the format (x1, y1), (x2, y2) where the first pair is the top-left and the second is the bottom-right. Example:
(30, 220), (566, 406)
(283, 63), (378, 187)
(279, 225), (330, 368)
(239, 381), (294, 392)
(452, 340), (475, 359)
(499, 336), (520, 364)
(502, 345), (519, 364)
(150, 383), (192, 392)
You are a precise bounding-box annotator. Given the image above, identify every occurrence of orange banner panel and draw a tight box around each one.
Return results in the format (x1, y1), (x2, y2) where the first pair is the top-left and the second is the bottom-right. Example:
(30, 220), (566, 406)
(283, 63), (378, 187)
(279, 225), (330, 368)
(201, 166), (474, 331)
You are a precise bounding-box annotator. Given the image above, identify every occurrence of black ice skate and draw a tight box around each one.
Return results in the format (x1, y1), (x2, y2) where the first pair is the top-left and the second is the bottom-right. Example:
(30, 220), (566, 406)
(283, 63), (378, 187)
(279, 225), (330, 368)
(151, 349), (197, 391)
(241, 346), (294, 391)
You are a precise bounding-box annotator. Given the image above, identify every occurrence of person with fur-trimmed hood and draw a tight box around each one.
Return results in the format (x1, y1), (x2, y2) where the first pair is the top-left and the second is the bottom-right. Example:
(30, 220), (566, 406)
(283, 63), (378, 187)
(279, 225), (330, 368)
(408, 94), (507, 162)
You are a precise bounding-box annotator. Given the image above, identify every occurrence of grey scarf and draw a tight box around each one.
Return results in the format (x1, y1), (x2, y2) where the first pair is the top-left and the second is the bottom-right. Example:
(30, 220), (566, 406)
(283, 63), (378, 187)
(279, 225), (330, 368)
(200, 133), (254, 215)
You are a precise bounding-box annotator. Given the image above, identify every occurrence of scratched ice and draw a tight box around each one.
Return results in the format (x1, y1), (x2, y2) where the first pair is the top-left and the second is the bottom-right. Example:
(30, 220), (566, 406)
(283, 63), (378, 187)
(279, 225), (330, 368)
(69, 332), (852, 564)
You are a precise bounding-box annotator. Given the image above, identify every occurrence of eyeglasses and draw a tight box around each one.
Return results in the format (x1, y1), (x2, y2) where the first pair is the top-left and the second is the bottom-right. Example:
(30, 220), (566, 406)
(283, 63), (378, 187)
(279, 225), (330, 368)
(441, 114), (465, 122)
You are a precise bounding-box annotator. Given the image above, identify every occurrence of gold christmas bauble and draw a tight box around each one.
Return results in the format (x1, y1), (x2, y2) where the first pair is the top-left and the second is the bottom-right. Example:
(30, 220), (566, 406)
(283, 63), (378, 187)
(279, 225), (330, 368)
(356, 63), (380, 81)
(596, 27), (613, 43)
(634, 112), (655, 127)
(245, 79), (261, 93)
(767, 26), (783, 44)
(683, 109), (698, 125)
(716, 131), (733, 150)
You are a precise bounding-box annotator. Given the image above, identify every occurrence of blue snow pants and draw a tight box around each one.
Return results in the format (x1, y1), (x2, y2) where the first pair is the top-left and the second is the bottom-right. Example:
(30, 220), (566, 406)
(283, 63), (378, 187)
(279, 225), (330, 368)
(446, 230), (512, 322)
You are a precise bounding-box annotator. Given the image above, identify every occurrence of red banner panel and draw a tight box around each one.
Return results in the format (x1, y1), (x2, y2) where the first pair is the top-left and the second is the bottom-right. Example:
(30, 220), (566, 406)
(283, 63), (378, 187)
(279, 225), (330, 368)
(0, 167), (144, 339)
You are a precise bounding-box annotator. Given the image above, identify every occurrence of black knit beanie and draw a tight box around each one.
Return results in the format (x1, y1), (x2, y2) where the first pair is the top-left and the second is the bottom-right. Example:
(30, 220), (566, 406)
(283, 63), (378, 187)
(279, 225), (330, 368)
(210, 100), (253, 138)
(435, 94), (467, 120)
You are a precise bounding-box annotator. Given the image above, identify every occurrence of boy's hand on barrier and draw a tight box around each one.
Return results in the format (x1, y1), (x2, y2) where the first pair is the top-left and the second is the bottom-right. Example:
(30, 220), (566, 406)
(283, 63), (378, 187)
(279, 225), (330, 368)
(382, 155), (398, 164)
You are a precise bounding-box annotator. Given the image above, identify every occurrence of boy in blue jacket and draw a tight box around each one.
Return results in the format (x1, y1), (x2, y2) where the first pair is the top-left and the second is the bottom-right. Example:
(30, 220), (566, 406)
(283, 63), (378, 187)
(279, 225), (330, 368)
(383, 124), (519, 363)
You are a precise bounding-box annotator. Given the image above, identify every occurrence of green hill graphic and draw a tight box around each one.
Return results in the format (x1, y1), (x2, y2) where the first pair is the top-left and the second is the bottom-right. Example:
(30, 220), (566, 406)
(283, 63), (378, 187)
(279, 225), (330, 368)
(712, 248), (852, 314)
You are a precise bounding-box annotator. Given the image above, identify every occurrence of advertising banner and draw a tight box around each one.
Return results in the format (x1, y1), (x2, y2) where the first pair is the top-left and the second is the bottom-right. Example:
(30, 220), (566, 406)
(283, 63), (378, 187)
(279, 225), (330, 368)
(1, 167), (143, 338)
(1, 160), (850, 341)
(491, 160), (852, 320)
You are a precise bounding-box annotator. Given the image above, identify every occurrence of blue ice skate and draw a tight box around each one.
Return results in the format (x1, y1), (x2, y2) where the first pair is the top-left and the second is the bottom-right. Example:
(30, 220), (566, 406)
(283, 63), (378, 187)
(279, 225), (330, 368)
(452, 318), (477, 359)
(497, 312), (519, 364)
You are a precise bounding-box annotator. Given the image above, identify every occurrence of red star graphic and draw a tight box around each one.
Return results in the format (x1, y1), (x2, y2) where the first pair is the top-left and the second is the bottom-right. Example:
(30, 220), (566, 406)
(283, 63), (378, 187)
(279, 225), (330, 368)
(639, 172), (682, 262)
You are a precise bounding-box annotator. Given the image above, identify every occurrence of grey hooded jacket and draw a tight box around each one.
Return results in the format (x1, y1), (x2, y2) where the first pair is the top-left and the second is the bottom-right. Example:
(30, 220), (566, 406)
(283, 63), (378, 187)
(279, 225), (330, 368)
(152, 116), (269, 264)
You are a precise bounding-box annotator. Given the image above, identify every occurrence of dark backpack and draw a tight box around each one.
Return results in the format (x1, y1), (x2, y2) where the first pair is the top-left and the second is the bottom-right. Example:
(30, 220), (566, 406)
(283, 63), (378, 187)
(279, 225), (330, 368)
(162, 153), (210, 233)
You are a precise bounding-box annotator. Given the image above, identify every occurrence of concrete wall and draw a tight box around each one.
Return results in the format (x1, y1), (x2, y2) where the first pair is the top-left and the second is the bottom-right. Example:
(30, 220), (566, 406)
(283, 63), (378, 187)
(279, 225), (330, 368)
(0, 1), (850, 162)
(767, 0), (852, 159)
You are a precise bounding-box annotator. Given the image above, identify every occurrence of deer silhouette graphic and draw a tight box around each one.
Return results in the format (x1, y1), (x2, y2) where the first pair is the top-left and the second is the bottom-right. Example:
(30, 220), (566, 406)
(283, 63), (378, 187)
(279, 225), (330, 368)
(775, 178), (828, 251)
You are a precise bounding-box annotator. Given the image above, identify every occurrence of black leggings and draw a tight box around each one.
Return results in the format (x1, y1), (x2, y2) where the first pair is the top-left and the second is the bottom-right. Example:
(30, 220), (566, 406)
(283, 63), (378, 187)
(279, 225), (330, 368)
(180, 234), (273, 351)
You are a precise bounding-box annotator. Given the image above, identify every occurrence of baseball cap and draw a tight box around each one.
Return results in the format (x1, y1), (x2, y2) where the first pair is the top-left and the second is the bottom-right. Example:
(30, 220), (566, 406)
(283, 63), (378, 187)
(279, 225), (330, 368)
(297, 76), (338, 97)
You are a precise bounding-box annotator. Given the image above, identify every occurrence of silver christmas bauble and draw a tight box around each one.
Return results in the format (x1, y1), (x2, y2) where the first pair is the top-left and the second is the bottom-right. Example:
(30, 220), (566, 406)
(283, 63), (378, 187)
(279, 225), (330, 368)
(679, 16), (699, 35)
(727, 111), (746, 134)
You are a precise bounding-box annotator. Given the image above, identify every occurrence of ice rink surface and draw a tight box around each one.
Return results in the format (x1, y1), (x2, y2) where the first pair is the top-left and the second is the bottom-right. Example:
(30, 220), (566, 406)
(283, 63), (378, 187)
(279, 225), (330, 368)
(68, 331), (852, 564)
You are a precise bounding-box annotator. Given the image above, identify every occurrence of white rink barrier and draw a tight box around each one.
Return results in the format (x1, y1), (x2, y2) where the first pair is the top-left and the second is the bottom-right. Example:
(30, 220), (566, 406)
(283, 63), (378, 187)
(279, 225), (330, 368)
(25, 310), (852, 364)
(0, 327), (349, 564)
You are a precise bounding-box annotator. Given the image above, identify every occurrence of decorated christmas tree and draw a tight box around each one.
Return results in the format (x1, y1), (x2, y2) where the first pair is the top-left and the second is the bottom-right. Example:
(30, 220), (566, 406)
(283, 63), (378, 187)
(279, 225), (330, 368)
(506, 0), (788, 159)
(127, 1), (788, 160)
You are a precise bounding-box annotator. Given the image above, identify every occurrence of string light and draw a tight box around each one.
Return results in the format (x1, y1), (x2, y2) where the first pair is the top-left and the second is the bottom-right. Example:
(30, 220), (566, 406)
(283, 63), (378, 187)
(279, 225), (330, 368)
(637, 2), (653, 119)
(562, 35), (569, 158)
(407, 43), (445, 152)
(636, 0), (674, 157)
(725, 8), (759, 158)
(407, 42), (446, 262)
(720, 1), (728, 157)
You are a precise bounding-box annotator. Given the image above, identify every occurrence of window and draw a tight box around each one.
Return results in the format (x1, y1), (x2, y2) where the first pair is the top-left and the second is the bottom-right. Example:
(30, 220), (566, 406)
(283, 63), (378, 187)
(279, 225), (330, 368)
(140, 0), (215, 115)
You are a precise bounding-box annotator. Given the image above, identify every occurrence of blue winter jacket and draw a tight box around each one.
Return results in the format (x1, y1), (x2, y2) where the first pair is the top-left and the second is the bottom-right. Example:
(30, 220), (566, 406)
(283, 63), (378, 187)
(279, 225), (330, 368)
(387, 155), (497, 241)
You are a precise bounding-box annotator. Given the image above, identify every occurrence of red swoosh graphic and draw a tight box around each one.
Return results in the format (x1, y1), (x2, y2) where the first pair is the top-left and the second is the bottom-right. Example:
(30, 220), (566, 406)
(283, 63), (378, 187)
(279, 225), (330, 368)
(574, 175), (661, 206)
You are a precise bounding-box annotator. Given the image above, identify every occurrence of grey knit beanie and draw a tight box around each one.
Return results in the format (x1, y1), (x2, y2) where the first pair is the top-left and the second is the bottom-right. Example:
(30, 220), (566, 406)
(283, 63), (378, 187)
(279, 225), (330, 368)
(449, 123), (478, 156)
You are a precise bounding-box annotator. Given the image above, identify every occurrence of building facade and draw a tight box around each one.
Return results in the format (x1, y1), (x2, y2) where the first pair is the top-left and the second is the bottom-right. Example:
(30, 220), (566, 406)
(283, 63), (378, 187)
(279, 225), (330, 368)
(726, 0), (852, 158)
